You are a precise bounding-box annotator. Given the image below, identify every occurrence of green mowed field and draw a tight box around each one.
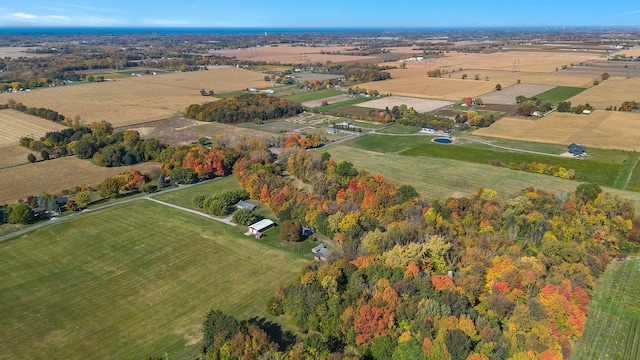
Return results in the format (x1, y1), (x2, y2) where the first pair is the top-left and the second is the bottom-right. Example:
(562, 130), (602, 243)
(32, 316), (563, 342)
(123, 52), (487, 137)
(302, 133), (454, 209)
(0, 200), (308, 360)
(349, 134), (624, 186)
(534, 86), (587, 103)
(573, 258), (640, 359)
(283, 88), (345, 103)
(376, 124), (421, 134)
(321, 144), (640, 208)
(315, 97), (377, 112)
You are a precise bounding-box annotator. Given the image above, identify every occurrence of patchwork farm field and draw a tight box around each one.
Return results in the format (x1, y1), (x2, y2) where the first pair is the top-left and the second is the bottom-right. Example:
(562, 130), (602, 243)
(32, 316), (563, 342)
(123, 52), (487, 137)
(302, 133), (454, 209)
(473, 111), (640, 152)
(359, 73), (496, 100)
(534, 86), (587, 102)
(0, 200), (308, 360)
(479, 83), (554, 105)
(568, 77), (640, 109)
(0, 157), (160, 204)
(573, 258), (640, 359)
(0, 67), (272, 127)
(0, 109), (66, 146)
(355, 96), (453, 112)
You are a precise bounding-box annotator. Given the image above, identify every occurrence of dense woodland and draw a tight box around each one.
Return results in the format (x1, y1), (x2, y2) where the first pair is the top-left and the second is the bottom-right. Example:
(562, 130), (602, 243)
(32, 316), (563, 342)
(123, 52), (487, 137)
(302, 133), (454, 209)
(196, 146), (637, 360)
(183, 94), (303, 123)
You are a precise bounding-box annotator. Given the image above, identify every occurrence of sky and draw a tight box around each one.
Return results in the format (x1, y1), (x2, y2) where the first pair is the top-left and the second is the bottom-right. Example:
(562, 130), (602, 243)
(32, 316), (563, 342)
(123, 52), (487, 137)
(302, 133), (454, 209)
(0, 0), (639, 29)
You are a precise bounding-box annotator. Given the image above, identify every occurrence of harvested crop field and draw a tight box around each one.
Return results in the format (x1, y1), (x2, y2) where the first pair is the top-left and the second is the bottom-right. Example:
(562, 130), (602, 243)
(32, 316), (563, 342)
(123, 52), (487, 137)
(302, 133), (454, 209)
(355, 96), (453, 113)
(0, 109), (67, 146)
(302, 94), (353, 108)
(360, 73), (496, 100)
(479, 84), (555, 104)
(473, 111), (640, 151)
(0, 158), (160, 204)
(0, 67), (272, 127)
(0, 145), (40, 169)
(568, 77), (640, 109)
(208, 44), (373, 63)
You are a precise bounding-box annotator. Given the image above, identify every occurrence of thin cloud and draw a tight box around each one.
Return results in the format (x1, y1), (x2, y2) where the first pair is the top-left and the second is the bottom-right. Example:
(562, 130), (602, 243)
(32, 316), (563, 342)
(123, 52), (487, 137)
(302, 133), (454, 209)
(10, 12), (38, 20)
(615, 9), (640, 16)
(53, 2), (121, 13)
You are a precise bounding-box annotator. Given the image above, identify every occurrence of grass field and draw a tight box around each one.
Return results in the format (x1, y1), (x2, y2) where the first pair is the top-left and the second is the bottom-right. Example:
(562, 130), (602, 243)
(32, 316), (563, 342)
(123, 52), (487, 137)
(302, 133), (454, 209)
(315, 97), (376, 112)
(154, 176), (241, 209)
(0, 157), (160, 204)
(320, 143), (640, 208)
(573, 258), (640, 359)
(0, 67), (272, 127)
(346, 134), (626, 186)
(375, 124), (421, 134)
(283, 88), (345, 103)
(0, 199), (309, 359)
(0, 109), (66, 147)
(534, 86), (587, 103)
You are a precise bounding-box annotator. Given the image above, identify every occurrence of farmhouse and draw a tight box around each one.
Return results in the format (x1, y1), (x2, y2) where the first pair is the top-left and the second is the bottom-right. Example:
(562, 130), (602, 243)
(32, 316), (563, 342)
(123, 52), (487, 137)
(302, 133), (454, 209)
(301, 226), (315, 237)
(236, 200), (258, 211)
(568, 143), (587, 156)
(248, 219), (275, 235)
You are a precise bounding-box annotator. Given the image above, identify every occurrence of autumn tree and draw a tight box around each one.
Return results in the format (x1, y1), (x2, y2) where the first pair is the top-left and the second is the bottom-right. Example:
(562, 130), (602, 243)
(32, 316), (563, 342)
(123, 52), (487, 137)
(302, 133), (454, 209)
(8, 203), (34, 224)
(280, 219), (301, 242)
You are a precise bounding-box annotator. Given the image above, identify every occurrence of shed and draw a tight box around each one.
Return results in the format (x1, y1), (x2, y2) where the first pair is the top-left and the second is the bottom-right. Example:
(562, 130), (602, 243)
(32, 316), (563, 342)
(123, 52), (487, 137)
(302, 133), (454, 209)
(237, 200), (258, 211)
(311, 244), (326, 253)
(248, 219), (275, 235)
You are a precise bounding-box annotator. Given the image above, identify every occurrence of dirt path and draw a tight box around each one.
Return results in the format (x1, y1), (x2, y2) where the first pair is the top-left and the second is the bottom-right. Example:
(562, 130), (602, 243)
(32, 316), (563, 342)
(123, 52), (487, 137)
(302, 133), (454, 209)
(145, 197), (236, 226)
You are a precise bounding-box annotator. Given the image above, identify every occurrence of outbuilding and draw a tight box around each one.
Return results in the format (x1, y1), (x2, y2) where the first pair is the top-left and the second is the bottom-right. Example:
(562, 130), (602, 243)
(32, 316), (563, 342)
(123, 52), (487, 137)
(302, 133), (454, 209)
(248, 219), (275, 235)
(236, 200), (258, 211)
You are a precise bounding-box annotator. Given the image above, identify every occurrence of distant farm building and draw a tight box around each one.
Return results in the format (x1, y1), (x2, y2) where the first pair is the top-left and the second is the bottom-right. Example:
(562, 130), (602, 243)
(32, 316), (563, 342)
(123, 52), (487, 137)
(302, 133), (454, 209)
(311, 243), (330, 261)
(236, 200), (258, 211)
(568, 143), (587, 156)
(301, 226), (315, 237)
(326, 128), (339, 135)
(248, 219), (275, 235)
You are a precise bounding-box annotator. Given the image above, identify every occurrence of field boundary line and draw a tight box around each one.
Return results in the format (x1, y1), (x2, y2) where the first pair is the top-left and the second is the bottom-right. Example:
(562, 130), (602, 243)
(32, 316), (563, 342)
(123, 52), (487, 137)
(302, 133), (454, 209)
(616, 152), (640, 189)
(145, 197), (236, 226)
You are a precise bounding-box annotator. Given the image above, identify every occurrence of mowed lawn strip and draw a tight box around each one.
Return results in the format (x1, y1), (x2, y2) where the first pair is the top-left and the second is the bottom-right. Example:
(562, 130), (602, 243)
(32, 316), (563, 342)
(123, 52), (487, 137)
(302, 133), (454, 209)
(348, 134), (623, 186)
(573, 258), (640, 359)
(153, 176), (241, 209)
(534, 86), (587, 103)
(0, 200), (308, 360)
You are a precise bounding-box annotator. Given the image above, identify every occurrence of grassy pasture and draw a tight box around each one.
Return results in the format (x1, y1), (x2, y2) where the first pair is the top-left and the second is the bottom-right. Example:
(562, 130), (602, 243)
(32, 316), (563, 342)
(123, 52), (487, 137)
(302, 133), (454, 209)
(0, 200), (308, 360)
(573, 258), (640, 359)
(283, 88), (344, 103)
(154, 176), (241, 209)
(350, 134), (623, 186)
(320, 143), (640, 208)
(0, 109), (66, 147)
(376, 124), (421, 134)
(534, 86), (586, 103)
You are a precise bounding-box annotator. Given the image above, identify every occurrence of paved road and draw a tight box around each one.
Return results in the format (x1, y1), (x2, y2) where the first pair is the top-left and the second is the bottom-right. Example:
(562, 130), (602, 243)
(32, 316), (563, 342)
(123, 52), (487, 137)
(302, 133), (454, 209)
(0, 177), (231, 243)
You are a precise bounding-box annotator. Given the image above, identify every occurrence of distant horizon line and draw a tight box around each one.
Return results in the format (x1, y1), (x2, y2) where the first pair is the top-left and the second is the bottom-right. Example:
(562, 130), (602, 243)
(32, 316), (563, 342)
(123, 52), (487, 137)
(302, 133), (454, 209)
(1, 25), (639, 33)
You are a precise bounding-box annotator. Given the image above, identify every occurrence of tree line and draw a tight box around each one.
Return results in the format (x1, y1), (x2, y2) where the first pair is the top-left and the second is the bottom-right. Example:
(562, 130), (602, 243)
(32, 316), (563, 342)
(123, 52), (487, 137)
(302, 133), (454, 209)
(183, 93), (303, 123)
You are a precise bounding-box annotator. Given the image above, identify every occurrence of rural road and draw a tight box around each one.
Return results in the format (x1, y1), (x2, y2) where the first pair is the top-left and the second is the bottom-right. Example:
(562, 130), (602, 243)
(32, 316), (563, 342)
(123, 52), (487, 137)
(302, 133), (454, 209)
(0, 177), (234, 243)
